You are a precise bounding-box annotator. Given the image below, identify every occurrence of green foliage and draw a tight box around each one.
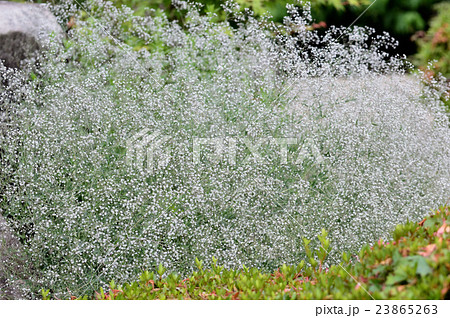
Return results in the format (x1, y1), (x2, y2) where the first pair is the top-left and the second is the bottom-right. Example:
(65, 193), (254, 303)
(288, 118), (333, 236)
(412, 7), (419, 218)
(413, 2), (450, 78)
(4, 0), (449, 299)
(96, 1), (367, 23)
(310, 0), (444, 59)
(64, 206), (450, 300)
(314, 0), (440, 35)
(232, 1), (367, 21)
(368, 0), (427, 35)
(20, 1), (446, 58)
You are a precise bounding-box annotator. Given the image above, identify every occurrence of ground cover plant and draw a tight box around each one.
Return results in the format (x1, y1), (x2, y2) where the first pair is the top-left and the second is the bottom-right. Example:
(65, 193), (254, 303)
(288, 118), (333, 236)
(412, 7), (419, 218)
(60, 206), (449, 300)
(413, 2), (450, 78)
(0, 0), (449, 298)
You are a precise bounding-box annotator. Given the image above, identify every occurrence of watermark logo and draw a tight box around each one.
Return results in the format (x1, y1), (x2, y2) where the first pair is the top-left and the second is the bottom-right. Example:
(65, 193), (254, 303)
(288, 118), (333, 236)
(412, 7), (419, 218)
(126, 128), (171, 173)
(126, 129), (324, 173)
(193, 137), (324, 166)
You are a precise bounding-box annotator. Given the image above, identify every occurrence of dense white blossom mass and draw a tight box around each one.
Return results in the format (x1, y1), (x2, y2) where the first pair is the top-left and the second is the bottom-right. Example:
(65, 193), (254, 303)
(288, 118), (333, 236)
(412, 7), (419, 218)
(0, 0), (449, 298)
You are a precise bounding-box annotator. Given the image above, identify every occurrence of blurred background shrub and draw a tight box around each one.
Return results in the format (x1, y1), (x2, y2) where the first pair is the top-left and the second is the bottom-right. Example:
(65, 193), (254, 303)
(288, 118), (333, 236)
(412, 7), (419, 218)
(9, 0), (450, 77)
(412, 2), (450, 78)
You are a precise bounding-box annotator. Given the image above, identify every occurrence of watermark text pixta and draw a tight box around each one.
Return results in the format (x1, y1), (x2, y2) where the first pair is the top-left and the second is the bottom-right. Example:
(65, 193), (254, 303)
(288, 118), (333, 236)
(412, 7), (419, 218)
(126, 129), (324, 173)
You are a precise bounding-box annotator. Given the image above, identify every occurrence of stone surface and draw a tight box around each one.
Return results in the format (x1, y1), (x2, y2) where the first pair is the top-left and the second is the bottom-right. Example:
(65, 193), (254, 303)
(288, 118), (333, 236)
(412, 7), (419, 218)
(0, 1), (63, 68)
(0, 214), (28, 299)
(0, 3), (54, 298)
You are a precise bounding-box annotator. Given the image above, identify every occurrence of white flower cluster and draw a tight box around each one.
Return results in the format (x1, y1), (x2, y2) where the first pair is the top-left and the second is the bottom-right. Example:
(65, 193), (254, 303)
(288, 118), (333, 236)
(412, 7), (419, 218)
(0, 0), (448, 298)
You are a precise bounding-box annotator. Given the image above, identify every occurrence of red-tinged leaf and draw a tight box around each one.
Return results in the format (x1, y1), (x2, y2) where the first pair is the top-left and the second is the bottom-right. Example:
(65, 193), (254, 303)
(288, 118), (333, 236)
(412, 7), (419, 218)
(435, 222), (449, 237)
(311, 21), (327, 29)
(379, 258), (392, 265)
(294, 272), (303, 279)
(397, 286), (406, 292)
(441, 284), (449, 299)
(359, 276), (368, 284)
(274, 270), (284, 279)
(199, 291), (217, 299)
(418, 244), (436, 257)
(400, 249), (409, 257)
(67, 16), (76, 29)
(418, 218), (427, 227)
(432, 253), (442, 263)
(146, 280), (155, 289)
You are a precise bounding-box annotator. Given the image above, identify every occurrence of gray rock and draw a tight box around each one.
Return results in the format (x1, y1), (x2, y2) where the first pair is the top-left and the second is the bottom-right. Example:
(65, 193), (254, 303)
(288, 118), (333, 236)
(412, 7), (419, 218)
(0, 1), (63, 68)
(0, 2), (62, 298)
(0, 214), (29, 299)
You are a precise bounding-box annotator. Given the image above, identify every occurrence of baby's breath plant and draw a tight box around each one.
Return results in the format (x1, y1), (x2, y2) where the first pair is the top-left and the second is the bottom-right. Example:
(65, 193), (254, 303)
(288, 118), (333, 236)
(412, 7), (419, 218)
(0, 0), (449, 298)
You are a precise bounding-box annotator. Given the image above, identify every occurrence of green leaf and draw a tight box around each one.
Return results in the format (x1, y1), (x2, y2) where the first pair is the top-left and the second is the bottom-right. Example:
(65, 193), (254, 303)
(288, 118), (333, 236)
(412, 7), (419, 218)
(423, 219), (436, 229)
(195, 257), (203, 270)
(372, 265), (386, 275)
(414, 257), (432, 277)
(386, 274), (407, 285)
(157, 263), (166, 276)
(394, 11), (425, 34)
(41, 289), (50, 300)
